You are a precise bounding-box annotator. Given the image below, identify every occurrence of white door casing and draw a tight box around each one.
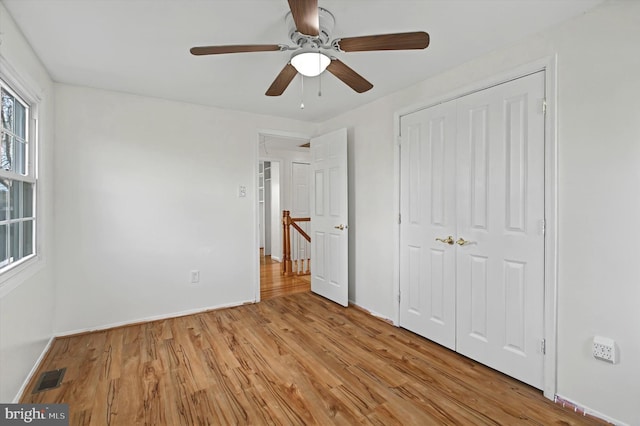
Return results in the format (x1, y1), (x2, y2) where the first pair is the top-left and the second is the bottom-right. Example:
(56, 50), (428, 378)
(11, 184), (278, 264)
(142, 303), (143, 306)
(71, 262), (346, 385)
(310, 128), (349, 307)
(399, 71), (546, 389)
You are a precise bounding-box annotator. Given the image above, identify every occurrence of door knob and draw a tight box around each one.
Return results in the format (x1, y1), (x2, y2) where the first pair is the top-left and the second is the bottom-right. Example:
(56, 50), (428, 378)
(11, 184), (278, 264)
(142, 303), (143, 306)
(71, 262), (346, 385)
(435, 236), (454, 245)
(334, 224), (346, 230)
(456, 237), (471, 246)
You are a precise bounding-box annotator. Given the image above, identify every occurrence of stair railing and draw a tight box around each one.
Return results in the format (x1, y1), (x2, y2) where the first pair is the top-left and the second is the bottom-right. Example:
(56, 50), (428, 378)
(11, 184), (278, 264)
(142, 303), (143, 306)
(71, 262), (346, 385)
(282, 210), (311, 276)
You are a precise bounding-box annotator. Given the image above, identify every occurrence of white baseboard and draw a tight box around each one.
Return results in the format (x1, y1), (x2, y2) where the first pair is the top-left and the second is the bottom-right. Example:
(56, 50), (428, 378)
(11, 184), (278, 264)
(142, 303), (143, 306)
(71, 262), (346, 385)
(13, 336), (55, 403)
(349, 300), (396, 326)
(56, 299), (255, 337)
(554, 394), (626, 425)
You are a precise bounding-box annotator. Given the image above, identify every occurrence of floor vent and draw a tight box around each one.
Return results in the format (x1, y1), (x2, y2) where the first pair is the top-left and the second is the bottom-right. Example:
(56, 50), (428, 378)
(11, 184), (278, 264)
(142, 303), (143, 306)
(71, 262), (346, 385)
(32, 368), (66, 393)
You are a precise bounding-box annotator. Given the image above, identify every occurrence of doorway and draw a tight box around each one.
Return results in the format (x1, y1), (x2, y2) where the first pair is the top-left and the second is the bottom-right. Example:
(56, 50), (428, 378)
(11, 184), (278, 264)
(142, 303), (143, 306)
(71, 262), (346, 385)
(258, 132), (312, 300)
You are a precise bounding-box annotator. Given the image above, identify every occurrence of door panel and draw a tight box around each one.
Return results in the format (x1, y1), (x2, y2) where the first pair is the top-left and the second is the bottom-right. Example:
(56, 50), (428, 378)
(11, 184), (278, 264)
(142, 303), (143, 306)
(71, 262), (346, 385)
(399, 102), (457, 350)
(468, 254), (488, 341)
(292, 162), (310, 216)
(310, 128), (348, 307)
(469, 105), (489, 230)
(314, 170), (324, 215)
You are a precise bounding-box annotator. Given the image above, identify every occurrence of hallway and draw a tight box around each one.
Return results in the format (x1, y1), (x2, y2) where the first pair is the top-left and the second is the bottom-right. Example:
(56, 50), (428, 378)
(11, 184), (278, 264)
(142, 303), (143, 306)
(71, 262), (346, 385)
(260, 250), (310, 300)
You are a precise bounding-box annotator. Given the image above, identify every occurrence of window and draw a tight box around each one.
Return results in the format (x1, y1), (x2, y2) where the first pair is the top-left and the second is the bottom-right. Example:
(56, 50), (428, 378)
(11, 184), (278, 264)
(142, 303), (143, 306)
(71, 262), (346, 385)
(0, 78), (36, 273)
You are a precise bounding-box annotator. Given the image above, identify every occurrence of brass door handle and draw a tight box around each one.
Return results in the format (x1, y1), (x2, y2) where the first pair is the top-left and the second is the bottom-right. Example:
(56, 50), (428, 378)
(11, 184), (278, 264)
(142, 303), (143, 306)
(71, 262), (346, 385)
(456, 238), (471, 246)
(334, 224), (346, 230)
(435, 236), (454, 245)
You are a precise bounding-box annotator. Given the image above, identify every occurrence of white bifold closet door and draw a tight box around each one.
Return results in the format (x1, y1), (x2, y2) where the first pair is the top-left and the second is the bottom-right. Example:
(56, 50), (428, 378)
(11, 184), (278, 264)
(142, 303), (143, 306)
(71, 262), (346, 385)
(400, 71), (546, 389)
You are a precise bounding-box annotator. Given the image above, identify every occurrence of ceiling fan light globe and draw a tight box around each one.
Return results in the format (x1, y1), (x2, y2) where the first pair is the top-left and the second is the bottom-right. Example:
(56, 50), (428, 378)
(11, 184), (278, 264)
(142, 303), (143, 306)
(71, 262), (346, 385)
(291, 51), (330, 77)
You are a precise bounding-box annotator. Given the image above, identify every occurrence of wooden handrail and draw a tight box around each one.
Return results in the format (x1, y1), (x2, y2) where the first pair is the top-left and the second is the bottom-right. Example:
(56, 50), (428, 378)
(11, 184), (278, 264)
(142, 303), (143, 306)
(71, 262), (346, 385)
(291, 221), (310, 242)
(282, 210), (311, 276)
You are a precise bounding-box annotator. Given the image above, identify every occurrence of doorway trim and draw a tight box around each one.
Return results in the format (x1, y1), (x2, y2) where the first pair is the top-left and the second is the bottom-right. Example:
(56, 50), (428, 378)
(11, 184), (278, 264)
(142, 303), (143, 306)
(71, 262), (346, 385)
(392, 55), (558, 400)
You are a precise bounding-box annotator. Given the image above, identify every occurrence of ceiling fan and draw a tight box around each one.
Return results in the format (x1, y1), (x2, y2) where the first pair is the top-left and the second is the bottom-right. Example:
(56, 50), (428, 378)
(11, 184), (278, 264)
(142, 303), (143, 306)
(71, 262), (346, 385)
(190, 0), (430, 96)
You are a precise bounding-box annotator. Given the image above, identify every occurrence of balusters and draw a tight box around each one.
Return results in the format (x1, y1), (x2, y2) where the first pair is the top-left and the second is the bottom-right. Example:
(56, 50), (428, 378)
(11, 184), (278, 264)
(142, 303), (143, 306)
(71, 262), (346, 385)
(282, 210), (311, 276)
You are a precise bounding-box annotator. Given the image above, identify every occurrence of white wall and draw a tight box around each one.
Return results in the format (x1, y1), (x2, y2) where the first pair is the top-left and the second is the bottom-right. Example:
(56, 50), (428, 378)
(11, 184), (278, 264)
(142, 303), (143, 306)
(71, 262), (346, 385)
(53, 85), (314, 333)
(0, 4), (56, 401)
(319, 1), (639, 423)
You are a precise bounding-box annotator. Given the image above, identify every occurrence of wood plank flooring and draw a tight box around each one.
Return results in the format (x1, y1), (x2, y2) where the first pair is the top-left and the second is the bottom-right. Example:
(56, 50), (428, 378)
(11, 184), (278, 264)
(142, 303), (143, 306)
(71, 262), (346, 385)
(22, 292), (604, 425)
(260, 253), (310, 300)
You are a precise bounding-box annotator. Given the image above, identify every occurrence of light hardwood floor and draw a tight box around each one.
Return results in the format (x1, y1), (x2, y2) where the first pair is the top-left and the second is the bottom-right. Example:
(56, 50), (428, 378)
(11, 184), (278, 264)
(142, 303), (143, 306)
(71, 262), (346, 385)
(260, 252), (310, 300)
(22, 292), (604, 425)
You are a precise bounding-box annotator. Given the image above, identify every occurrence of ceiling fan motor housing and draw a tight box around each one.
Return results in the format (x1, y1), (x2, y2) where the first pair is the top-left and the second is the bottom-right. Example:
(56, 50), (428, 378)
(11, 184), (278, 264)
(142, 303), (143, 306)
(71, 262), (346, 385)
(286, 7), (335, 48)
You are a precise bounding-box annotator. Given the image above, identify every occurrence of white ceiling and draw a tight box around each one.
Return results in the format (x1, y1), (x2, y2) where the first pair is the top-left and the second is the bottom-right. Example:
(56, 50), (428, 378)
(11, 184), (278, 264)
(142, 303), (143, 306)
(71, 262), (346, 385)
(260, 133), (309, 155)
(2, 0), (605, 123)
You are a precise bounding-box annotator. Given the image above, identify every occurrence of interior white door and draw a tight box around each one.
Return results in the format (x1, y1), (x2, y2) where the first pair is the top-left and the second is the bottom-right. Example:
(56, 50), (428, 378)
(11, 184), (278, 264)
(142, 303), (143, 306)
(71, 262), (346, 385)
(310, 128), (348, 306)
(455, 72), (545, 388)
(291, 162), (310, 218)
(399, 71), (546, 389)
(399, 101), (457, 350)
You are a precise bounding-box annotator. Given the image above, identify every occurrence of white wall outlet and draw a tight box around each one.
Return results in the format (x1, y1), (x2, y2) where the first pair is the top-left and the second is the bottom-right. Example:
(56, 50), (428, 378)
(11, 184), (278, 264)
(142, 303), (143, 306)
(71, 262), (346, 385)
(593, 336), (617, 363)
(190, 270), (200, 284)
(238, 185), (247, 198)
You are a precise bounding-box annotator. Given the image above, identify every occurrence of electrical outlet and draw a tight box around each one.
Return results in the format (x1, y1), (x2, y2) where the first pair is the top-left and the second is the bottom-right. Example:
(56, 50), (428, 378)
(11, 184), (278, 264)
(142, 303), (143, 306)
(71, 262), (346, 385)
(593, 336), (617, 363)
(238, 185), (247, 198)
(190, 270), (200, 284)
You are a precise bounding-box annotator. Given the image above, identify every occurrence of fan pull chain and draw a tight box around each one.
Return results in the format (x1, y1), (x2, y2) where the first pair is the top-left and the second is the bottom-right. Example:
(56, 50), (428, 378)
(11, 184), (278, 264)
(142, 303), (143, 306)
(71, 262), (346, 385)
(300, 75), (305, 109)
(318, 53), (322, 97)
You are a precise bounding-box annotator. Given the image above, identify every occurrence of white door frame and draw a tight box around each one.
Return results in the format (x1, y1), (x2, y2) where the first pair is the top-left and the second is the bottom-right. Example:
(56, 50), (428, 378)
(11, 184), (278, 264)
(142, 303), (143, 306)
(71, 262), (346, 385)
(392, 56), (558, 400)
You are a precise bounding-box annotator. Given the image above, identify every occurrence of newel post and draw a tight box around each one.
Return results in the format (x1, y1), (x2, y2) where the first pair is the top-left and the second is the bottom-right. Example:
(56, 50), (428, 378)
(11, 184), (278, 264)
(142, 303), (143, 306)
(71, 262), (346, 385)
(282, 210), (293, 276)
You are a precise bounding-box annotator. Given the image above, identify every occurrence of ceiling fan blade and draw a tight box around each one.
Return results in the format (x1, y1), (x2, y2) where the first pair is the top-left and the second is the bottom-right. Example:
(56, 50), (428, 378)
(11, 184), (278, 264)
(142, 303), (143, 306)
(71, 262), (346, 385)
(190, 44), (282, 56)
(335, 31), (430, 52)
(326, 59), (373, 93)
(266, 63), (298, 96)
(288, 0), (319, 36)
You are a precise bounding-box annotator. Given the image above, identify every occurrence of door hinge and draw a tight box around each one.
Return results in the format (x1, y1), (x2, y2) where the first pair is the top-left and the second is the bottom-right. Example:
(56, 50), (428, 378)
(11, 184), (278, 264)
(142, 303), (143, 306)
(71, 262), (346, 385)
(398, 292), (401, 303)
(541, 99), (547, 115)
(541, 338), (546, 355)
(398, 213), (402, 224)
(539, 219), (546, 236)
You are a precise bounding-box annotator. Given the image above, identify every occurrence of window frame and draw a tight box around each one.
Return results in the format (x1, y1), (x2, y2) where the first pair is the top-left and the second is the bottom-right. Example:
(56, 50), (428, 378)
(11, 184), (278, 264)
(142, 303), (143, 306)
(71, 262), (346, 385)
(0, 56), (42, 288)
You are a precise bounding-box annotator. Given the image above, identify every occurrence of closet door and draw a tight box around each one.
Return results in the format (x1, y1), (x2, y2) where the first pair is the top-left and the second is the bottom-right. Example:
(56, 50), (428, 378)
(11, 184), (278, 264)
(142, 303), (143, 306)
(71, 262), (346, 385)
(399, 71), (546, 389)
(399, 101), (457, 350)
(455, 71), (545, 388)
